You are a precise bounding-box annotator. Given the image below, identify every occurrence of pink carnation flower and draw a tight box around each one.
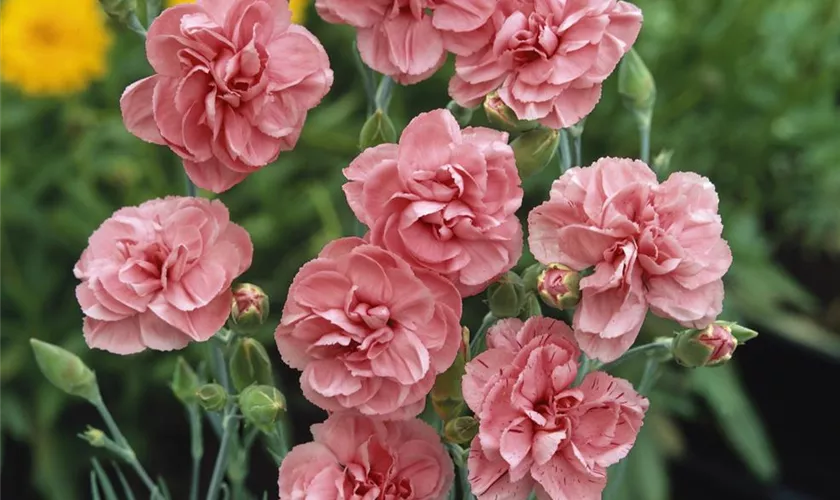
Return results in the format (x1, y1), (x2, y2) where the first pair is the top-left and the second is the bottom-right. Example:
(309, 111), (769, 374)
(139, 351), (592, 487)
(121, 0), (333, 193)
(462, 317), (648, 500)
(449, 0), (643, 128)
(275, 237), (462, 419)
(279, 413), (454, 499)
(74, 197), (253, 354)
(528, 158), (733, 361)
(315, 0), (496, 84)
(343, 109), (523, 297)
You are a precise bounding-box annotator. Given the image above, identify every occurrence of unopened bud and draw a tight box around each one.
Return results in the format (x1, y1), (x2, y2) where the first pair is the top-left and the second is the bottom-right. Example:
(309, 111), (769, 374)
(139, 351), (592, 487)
(229, 338), (274, 393)
(80, 426), (107, 448)
(486, 272), (526, 319)
(652, 149), (673, 175)
(432, 327), (468, 421)
(239, 385), (286, 433)
(171, 357), (200, 404)
(518, 293), (542, 320)
(196, 383), (228, 412)
(359, 110), (397, 150)
(618, 48), (656, 125)
(484, 92), (539, 133)
(229, 283), (270, 333)
(99, 0), (136, 22)
(447, 101), (474, 127)
(444, 416), (479, 445)
(510, 127), (560, 179)
(537, 264), (581, 310)
(521, 263), (545, 293)
(30, 339), (100, 403)
(672, 324), (739, 368)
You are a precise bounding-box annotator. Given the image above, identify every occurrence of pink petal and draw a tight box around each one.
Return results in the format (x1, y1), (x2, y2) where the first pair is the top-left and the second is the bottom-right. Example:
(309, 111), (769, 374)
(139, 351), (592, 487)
(120, 76), (165, 145)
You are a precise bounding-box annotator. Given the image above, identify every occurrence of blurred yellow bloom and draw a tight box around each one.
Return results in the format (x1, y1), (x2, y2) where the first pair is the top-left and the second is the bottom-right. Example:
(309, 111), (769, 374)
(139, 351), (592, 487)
(0, 0), (112, 96)
(166, 0), (309, 24)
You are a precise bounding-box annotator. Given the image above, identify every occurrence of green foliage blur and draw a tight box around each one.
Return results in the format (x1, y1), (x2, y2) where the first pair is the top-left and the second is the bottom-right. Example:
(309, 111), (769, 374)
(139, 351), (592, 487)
(2, 0), (839, 498)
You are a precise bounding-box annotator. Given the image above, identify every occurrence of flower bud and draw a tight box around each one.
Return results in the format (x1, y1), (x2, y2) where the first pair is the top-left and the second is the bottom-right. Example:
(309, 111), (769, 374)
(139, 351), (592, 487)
(510, 127), (560, 179)
(483, 92), (539, 133)
(652, 149), (673, 175)
(444, 416), (479, 445)
(196, 383), (228, 412)
(239, 385), (286, 433)
(98, 0), (136, 22)
(518, 293), (542, 320)
(486, 272), (526, 319)
(537, 264), (581, 310)
(521, 263), (544, 294)
(618, 48), (656, 125)
(359, 110), (397, 150)
(229, 338), (274, 393)
(171, 357), (200, 404)
(431, 327), (468, 421)
(80, 426), (107, 448)
(30, 339), (100, 403)
(672, 324), (738, 368)
(446, 101), (474, 127)
(229, 283), (270, 334)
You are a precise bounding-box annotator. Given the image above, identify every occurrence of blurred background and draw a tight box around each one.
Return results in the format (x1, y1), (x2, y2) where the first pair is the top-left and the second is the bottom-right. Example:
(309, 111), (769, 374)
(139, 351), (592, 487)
(2, 0), (839, 498)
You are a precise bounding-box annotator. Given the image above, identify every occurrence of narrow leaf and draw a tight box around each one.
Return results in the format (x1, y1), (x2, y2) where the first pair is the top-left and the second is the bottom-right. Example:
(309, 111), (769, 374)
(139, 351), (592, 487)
(90, 471), (102, 500)
(91, 458), (118, 500)
(111, 462), (136, 500)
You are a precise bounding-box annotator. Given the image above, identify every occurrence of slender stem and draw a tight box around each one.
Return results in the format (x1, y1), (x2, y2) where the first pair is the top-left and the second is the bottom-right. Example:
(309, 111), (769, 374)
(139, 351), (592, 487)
(573, 354), (591, 387)
(185, 176), (198, 197)
(126, 13), (148, 38)
(573, 134), (582, 167)
(212, 341), (231, 392)
(595, 338), (672, 372)
(352, 41), (377, 115)
(92, 399), (162, 498)
(637, 356), (661, 395)
(374, 77), (395, 112)
(469, 313), (497, 358)
(206, 407), (237, 500)
(639, 122), (651, 164)
(187, 404), (203, 500)
(558, 129), (572, 173)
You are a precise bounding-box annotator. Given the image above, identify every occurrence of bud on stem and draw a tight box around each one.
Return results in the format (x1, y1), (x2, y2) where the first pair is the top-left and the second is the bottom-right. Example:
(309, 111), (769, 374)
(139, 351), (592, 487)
(239, 385), (286, 433)
(229, 283), (270, 334)
(30, 339), (101, 403)
(229, 338), (274, 393)
(359, 110), (397, 150)
(618, 48), (656, 129)
(537, 264), (582, 310)
(444, 416), (479, 445)
(196, 383), (228, 412)
(672, 322), (757, 368)
(486, 272), (526, 319)
(510, 127), (560, 179)
(483, 92), (539, 133)
(171, 357), (200, 404)
(431, 327), (469, 421)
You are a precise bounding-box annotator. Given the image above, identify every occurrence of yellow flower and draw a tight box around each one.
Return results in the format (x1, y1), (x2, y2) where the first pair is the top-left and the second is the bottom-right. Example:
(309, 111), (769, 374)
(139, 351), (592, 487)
(166, 0), (309, 24)
(0, 0), (112, 96)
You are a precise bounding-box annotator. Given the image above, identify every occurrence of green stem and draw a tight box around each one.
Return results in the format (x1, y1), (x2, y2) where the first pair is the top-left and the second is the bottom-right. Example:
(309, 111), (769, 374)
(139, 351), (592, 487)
(126, 13), (147, 38)
(206, 407), (237, 500)
(595, 338), (672, 372)
(573, 134), (582, 167)
(185, 176), (198, 197)
(352, 41), (377, 115)
(374, 77), (395, 112)
(92, 399), (162, 498)
(187, 404), (203, 500)
(469, 313), (497, 358)
(640, 122), (651, 164)
(637, 356), (661, 396)
(558, 129), (572, 173)
(212, 341), (231, 392)
(573, 354), (591, 387)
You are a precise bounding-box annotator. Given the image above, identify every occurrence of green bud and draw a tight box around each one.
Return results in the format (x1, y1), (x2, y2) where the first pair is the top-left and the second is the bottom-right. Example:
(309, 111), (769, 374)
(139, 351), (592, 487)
(727, 323), (759, 344)
(444, 416), (479, 445)
(229, 283), (270, 333)
(486, 272), (526, 319)
(521, 263), (545, 294)
(239, 385), (286, 433)
(359, 110), (397, 150)
(171, 357), (200, 404)
(196, 383), (228, 412)
(431, 327), (468, 421)
(229, 338), (274, 393)
(652, 149), (673, 174)
(567, 117), (586, 139)
(446, 101), (474, 127)
(80, 426), (107, 448)
(98, 0), (136, 22)
(518, 293), (542, 320)
(672, 324), (737, 368)
(30, 339), (100, 403)
(537, 263), (581, 310)
(618, 48), (656, 126)
(483, 92), (539, 133)
(510, 127), (560, 179)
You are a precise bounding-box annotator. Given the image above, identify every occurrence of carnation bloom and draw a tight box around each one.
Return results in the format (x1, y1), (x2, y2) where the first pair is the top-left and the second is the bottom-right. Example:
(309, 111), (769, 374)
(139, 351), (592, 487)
(462, 317), (648, 499)
(315, 0), (496, 84)
(528, 158), (733, 361)
(279, 413), (454, 499)
(275, 237), (462, 419)
(343, 109), (523, 297)
(75, 197), (253, 354)
(449, 0), (643, 128)
(0, 0), (111, 96)
(121, 0), (333, 193)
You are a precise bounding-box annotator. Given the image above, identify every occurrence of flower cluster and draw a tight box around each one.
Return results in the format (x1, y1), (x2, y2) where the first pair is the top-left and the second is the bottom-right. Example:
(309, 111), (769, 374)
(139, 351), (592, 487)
(529, 157), (732, 361)
(463, 317), (648, 499)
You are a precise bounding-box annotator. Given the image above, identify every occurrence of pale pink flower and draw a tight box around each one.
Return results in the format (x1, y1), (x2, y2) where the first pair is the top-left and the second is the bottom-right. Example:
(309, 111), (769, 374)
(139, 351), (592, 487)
(275, 237), (462, 419)
(279, 413), (454, 499)
(449, 0), (643, 128)
(121, 0), (333, 193)
(75, 197), (253, 354)
(528, 158), (732, 361)
(343, 109), (523, 297)
(462, 317), (648, 500)
(315, 0), (496, 84)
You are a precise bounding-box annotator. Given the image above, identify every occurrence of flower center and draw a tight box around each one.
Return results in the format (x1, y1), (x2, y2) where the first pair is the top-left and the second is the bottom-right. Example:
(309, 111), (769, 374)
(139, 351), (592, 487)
(29, 19), (61, 46)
